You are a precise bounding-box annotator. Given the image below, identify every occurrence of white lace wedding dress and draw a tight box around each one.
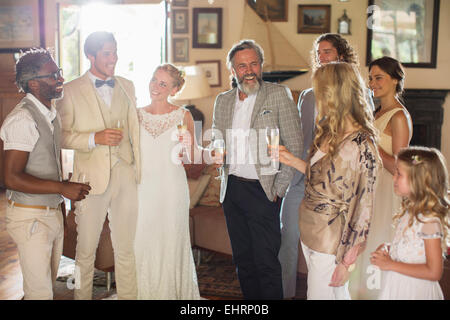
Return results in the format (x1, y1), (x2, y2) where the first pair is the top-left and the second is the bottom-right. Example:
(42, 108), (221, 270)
(134, 107), (200, 300)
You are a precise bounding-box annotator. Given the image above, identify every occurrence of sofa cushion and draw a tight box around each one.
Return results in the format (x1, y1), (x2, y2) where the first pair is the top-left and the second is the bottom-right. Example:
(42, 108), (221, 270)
(184, 162), (207, 180)
(187, 174), (211, 209)
(190, 205), (232, 255)
(63, 209), (114, 271)
(198, 165), (221, 207)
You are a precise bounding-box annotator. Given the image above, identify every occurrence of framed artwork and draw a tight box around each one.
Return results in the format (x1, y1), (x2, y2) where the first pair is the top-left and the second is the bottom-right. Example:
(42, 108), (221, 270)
(172, 0), (188, 7)
(172, 9), (188, 34)
(297, 5), (331, 34)
(0, 0), (45, 52)
(193, 8), (222, 49)
(196, 60), (221, 87)
(366, 0), (440, 68)
(247, 0), (288, 22)
(172, 37), (189, 62)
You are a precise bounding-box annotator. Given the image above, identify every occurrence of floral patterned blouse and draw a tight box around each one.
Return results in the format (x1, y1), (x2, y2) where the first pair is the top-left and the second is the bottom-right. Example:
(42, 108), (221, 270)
(299, 131), (381, 264)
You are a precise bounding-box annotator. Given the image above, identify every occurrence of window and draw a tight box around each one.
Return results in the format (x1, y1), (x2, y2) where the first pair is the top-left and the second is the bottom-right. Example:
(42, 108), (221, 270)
(58, 2), (166, 106)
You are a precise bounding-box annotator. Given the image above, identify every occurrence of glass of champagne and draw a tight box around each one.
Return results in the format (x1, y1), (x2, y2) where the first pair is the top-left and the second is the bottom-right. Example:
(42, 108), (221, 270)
(77, 172), (90, 212)
(113, 120), (124, 154)
(177, 119), (188, 160)
(177, 119), (187, 135)
(115, 119), (124, 131)
(265, 127), (280, 173)
(213, 139), (225, 180)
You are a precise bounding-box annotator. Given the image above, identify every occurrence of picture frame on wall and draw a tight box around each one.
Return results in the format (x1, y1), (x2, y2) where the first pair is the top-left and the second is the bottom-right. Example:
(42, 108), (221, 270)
(297, 5), (331, 34)
(172, 0), (188, 7)
(0, 0), (45, 53)
(173, 38), (189, 62)
(366, 0), (440, 68)
(247, 0), (288, 22)
(172, 9), (188, 34)
(196, 60), (221, 87)
(193, 8), (222, 49)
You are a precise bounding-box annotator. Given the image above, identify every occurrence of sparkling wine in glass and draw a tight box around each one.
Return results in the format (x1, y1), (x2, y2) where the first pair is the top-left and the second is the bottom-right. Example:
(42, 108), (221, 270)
(114, 119), (124, 131)
(177, 119), (188, 160)
(113, 120), (124, 154)
(213, 139), (225, 180)
(177, 119), (187, 134)
(265, 127), (280, 173)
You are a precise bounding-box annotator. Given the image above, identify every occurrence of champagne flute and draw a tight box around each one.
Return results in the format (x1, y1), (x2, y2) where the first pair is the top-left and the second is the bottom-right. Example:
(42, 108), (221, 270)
(77, 172), (90, 212)
(113, 120), (124, 155)
(177, 119), (188, 160)
(177, 119), (187, 135)
(114, 119), (124, 131)
(265, 127), (280, 173)
(213, 139), (225, 180)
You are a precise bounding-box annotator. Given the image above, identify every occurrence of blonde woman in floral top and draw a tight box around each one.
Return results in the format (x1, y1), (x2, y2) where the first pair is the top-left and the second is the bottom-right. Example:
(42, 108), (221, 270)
(274, 62), (381, 299)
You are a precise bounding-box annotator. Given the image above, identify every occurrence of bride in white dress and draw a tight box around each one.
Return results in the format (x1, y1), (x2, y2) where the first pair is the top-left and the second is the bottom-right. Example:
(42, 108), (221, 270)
(134, 64), (200, 299)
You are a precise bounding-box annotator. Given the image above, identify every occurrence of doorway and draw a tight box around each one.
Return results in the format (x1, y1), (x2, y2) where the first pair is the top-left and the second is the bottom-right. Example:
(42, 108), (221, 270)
(58, 1), (166, 107)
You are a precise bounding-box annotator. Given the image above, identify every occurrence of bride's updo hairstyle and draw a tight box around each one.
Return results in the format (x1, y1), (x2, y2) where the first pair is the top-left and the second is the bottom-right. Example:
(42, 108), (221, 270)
(154, 63), (186, 94)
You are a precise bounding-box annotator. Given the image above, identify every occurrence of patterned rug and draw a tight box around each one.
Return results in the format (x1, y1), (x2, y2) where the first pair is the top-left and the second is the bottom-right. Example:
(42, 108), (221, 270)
(196, 250), (243, 299)
(54, 250), (306, 300)
(55, 256), (116, 300)
(196, 250), (307, 300)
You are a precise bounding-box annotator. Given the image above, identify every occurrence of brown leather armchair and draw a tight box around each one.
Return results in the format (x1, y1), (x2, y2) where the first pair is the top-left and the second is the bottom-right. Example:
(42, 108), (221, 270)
(62, 205), (115, 291)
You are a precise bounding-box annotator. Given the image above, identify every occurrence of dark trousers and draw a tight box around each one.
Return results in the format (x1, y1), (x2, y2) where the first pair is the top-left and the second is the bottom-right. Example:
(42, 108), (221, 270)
(222, 175), (283, 300)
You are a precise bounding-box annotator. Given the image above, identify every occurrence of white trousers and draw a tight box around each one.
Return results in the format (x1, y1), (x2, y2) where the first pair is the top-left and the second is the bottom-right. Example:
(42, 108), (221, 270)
(74, 161), (138, 300)
(301, 241), (351, 300)
(6, 203), (63, 300)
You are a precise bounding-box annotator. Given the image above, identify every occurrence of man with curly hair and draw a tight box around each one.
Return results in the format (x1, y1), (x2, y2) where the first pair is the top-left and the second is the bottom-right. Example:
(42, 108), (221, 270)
(279, 33), (374, 299)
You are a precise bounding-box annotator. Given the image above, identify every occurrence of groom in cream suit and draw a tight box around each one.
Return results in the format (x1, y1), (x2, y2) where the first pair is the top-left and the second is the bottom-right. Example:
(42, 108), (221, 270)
(57, 31), (140, 300)
(212, 40), (303, 299)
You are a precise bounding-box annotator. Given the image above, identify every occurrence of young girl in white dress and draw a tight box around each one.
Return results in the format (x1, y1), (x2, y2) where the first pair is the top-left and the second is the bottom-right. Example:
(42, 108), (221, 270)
(370, 146), (449, 300)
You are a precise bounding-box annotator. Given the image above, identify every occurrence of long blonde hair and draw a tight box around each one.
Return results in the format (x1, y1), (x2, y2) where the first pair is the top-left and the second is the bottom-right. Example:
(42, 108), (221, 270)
(395, 146), (450, 253)
(311, 62), (377, 158)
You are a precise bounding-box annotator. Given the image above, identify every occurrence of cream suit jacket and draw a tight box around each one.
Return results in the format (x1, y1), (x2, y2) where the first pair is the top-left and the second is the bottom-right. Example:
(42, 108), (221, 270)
(56, 72), (141, 195)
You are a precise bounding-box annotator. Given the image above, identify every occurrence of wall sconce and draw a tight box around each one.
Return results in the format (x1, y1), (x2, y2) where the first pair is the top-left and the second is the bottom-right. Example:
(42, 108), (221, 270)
(337, 9), (351, 35)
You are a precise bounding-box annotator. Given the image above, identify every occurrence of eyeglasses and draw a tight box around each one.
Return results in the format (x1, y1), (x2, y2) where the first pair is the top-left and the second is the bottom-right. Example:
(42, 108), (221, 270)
(29, 68), (63, 81)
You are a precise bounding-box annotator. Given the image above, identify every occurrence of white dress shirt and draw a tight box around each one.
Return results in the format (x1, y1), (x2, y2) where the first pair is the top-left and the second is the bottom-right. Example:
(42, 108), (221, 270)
(87, 71), (114, 108)
(87, 71), (115, 149)
(228, 91), (259, 180)
(0, 93), (59, 152)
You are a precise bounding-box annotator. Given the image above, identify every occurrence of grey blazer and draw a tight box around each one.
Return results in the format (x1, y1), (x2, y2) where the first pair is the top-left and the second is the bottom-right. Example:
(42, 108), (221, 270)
(289, 88), (315, 187)
(212, 82), (303, 203)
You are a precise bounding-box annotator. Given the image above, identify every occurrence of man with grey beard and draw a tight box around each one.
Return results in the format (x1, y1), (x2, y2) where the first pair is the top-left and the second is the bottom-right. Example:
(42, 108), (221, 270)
(211, 40), (303, 299)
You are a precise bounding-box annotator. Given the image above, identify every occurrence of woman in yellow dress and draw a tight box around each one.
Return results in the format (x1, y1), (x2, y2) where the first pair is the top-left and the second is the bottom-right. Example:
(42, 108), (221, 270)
(350, 56), (413, 299)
